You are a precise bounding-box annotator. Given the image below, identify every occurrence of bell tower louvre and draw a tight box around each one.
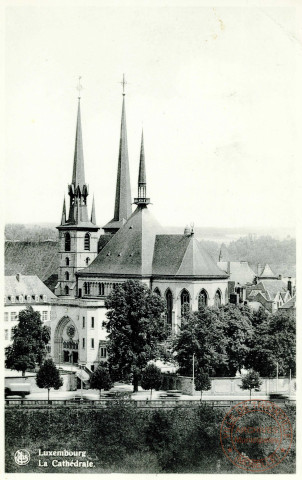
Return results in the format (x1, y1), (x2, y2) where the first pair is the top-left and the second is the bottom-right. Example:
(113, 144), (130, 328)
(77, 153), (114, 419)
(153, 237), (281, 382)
(55, 85), (100, 297)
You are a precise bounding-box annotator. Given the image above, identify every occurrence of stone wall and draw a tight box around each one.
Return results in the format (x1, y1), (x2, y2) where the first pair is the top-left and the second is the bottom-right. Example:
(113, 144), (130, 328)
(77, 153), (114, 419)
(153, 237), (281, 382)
(179, 376), (296, 396)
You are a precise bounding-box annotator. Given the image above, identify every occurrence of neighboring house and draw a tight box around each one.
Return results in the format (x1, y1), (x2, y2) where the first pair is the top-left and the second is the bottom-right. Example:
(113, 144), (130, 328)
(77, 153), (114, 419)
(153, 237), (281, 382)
(50, 90), (229, 372)
(4, 274), (56, 348)
(279, 295), (296, 311)
(246, 279), (291, 313)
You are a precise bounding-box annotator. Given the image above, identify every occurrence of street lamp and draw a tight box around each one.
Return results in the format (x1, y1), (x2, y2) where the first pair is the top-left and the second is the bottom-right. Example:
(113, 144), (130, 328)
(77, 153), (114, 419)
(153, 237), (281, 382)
(192, 354), (195, 396)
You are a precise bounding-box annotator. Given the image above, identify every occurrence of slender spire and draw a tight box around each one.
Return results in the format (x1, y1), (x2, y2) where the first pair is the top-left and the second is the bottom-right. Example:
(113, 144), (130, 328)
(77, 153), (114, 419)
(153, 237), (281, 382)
(104, 75), (132, 231)
(134, 130), (150, 206)
(91, 196), (96, 224)
(61, 198), (66, 225)
(138, 130), (146, 186)
(71, 98), (85, 189)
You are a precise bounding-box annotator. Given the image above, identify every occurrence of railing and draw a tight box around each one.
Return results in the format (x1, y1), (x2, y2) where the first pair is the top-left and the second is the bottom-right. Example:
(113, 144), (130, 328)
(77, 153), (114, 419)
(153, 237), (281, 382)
(5, 398), (296, 408)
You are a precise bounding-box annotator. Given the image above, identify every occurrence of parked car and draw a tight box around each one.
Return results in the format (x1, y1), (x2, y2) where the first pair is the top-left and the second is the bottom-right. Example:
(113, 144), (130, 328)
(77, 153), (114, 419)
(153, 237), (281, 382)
(5, 382), (31, 398)
(269, 393), (289, 402)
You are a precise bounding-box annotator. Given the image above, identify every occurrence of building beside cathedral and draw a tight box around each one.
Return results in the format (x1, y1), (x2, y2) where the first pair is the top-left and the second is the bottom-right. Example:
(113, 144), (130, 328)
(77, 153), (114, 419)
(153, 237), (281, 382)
(50, 87), (229, 372)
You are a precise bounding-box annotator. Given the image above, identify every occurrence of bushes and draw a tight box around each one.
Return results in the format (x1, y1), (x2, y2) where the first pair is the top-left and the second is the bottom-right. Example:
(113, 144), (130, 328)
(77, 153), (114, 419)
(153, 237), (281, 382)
(5, 403), (295, 473)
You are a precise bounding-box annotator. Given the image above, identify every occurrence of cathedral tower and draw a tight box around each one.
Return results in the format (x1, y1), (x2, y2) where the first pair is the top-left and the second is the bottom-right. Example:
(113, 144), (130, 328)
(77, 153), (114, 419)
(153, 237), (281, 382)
(55, 94), (99, 297)
(103, 75), (132, 234)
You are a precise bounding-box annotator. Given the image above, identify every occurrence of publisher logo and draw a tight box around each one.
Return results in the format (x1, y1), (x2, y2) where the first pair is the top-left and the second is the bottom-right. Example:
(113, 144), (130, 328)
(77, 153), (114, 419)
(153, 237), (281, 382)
(14, 449), (30, 466)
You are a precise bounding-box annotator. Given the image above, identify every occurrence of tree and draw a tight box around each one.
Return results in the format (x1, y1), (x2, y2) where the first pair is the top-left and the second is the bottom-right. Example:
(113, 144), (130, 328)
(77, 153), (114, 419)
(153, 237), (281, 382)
(90, 362), (114, 397)
(5, 307), (50, 376)
(36, 359), (63, 403)
(194, 368), (211, 400)
(173, 308), (228, 377)
(104, 280), (167, 392)
(141, 363), (162, 399)
(246, 310), (295, 377)
(174, 305), (254, 377)
(240, 369), (262, 400)
(219, 304), (253, 376)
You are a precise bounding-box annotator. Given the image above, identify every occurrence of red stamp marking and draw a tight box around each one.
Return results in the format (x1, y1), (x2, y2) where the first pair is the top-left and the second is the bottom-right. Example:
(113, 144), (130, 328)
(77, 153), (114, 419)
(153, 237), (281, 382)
(220, 400), (293, 472)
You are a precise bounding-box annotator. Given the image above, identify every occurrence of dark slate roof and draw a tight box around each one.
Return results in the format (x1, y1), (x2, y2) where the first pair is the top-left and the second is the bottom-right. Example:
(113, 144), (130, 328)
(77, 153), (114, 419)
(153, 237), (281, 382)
(152, 235), (228, 278)
(98, 234), (113, 252)
(80, 205), (162, 276)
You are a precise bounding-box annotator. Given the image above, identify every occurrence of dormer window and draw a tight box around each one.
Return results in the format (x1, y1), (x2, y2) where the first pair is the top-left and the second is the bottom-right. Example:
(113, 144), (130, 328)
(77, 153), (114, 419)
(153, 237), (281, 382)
(84, 233), (90, 251)
(11, 296), (15, 303)
(43, 295), (47, 302)
(35, 295), (39, 302)
(27, 295), (31, 302)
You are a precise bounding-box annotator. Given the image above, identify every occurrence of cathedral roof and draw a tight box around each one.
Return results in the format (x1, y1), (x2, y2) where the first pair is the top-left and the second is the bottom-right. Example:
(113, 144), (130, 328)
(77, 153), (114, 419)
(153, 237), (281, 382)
(80, 205), (162, 277)
(152, 235), (228, 278)
(80, 221), (228, 279)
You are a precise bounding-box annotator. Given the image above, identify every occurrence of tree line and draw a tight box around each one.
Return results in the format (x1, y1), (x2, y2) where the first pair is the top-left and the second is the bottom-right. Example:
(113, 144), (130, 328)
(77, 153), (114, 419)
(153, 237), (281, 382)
(5, 281), (295, 400)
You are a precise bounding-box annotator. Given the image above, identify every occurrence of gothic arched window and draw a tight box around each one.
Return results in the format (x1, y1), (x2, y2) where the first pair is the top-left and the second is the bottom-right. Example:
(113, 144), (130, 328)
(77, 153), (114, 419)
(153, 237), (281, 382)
(65, 271), (69, 280)
(165, 289), (173, 326)
(85, 257), (90, 266)
(65, 257), (70, 266)
(99, 283), (104, 296)
(154, 287), (161, 296)
(180, 289), (190, 308)
(65, 233), (71, 252)
(65, 285), (69, 295)
(84, 233), (90, 251)
(198, 289), (208, 309)
(214, 290), (222, 308)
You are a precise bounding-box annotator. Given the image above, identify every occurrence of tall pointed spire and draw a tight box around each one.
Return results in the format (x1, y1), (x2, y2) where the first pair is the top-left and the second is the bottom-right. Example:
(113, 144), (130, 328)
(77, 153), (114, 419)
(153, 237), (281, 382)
(103, 74), (132, 234)
(91, 196), (96, 224)
(134, 130), (150, 206)
(71, 98), (85, 189)
(57, 79), (97, 228)
(138, 130), (146, 187)
(60, 197), (66, 225)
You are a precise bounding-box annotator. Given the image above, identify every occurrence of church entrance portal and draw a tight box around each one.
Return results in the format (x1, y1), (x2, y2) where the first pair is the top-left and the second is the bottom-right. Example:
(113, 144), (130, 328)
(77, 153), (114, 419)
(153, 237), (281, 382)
(54, 316), (80, 365)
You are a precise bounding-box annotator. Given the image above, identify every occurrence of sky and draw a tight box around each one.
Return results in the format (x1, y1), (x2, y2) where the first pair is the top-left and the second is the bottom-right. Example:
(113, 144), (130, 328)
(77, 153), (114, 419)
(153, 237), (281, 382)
(4, 1), (302, 230)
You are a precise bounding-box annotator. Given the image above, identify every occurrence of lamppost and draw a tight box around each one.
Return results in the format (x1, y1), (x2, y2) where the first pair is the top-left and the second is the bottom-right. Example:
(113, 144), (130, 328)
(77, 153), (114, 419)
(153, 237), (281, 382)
(79, 363), (83, 400)
(192, 354), (195, 396)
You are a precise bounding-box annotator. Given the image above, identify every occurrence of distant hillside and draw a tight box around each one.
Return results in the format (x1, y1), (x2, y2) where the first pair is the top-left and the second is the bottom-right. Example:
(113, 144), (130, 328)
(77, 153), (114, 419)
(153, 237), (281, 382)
(5, 224), (58, 242)
(5, 241), (59, 287)
(5, 234), (295, 289)
(227, 235), (296, 277)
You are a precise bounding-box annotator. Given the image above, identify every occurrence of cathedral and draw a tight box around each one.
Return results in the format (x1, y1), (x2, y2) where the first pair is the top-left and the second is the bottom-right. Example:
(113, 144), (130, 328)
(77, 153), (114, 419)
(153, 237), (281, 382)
(51, 85), (229, 372)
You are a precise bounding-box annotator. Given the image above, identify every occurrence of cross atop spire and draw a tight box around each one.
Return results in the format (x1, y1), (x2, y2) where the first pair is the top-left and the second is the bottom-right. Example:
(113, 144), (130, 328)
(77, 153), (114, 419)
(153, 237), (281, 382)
(120, 73), (127, 96)
(77, 76), (83, 100)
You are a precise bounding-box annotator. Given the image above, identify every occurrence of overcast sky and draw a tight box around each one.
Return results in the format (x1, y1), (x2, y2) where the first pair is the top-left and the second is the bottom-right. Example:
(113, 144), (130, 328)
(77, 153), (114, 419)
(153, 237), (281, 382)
(4, 1), (302, 230)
